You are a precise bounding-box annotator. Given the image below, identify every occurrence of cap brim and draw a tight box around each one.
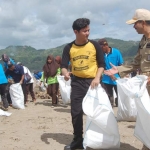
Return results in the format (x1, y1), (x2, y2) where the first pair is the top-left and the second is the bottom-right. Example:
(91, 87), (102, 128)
(126, 19), (137, 24)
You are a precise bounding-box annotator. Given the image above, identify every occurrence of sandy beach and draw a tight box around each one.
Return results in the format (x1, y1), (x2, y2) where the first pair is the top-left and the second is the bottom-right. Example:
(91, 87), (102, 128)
(0, 95), (143, 150)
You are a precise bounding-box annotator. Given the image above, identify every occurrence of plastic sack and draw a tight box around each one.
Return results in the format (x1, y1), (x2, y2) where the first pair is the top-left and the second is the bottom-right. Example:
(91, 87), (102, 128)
(117, 78), (137, 121)
(0, 109), (12, 116)
(117, 75), (150, 148)
(57, 75), (71, 104)
(39, 82), (47, 92)
(34, 79), (41, 88)
(113, 87), (117, 99)
(82, 84), (120, 149)
(33, 77), (37, 89)
(9, 83), (25, 109)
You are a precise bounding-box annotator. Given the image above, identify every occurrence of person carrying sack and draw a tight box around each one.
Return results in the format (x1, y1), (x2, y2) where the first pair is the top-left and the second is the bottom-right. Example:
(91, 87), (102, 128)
(61, 18), (105, 150)
(42, 55), (61, 107)
(104, 9), (150, 150)
(5, 63), (27, 104)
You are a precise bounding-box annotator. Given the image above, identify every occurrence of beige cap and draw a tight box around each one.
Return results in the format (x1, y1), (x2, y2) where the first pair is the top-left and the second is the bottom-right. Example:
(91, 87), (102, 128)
(126, 9), (150, 24)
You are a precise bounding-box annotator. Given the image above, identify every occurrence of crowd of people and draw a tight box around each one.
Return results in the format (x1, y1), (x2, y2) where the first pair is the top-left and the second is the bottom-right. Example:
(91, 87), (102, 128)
(0, 8), (150, 150)
(0, 54), (62, 110)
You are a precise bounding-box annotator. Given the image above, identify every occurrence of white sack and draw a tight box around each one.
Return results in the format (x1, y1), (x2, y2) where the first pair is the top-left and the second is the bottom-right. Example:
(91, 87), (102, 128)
(33, 79), (45, 90)
(117, 78), (137, 121)
(39, 82), (46, 92)
(0, 109), (12, 116)
(9, 83), (25, 109)
(82, 84), (120, 149)
(33, 77), (37, 89)
(57, 75), (71, 104)
(117, 75), (150, 148)
(36, 79), (41, 87)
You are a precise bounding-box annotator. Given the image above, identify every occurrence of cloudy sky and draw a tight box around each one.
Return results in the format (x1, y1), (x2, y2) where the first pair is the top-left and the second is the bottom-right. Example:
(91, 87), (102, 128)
(0, 0), (149, 49)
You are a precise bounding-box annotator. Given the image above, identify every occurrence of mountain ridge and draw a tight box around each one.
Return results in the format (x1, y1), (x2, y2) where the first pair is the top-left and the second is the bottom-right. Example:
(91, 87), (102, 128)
(0, 37), (139, 71)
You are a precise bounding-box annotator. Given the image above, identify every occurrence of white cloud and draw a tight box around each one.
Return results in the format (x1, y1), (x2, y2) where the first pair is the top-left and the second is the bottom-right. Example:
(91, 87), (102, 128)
(0, 0), (149, 49)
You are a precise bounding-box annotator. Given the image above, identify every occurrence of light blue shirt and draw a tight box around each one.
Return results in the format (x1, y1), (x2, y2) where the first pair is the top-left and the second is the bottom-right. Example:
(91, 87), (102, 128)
(102, 48), (123, 85)
(0, 64), (8, 84)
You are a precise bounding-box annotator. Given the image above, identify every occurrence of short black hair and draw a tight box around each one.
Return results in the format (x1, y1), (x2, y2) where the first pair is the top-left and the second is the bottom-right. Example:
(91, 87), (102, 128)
(72, 18), (90, 31)
(8, 62), (13, 68)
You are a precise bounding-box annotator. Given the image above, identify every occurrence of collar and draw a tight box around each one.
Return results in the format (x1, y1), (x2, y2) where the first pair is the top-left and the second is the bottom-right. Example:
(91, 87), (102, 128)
(74, 40), (89, 46)
(105, 47), (112, 54)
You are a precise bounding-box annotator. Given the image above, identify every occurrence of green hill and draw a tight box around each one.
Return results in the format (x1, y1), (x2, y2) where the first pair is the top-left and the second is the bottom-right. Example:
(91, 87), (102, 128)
(0, 38), (139, 71)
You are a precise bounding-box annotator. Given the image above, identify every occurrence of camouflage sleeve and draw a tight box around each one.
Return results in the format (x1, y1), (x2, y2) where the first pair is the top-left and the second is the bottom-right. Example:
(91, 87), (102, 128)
(117, 50), (140, 77)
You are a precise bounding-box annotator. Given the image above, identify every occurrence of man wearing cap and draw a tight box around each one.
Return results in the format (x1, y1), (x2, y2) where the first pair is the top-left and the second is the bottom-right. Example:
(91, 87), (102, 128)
(98, 39), (123, 107)
(104, 8), (150, 150)
(104, 8), (150, 93)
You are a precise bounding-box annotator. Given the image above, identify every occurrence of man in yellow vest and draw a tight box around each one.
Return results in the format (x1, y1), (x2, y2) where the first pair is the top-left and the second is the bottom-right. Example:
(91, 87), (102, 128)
(61, 18), (105, 150)
(104, 9), (150, 150)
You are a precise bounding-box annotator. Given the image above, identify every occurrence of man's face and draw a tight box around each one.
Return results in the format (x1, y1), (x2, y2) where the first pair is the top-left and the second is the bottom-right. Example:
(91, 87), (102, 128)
(101, 44), (109, 53)
(133, 21), (144, 34)
(74, 25), (90, 43)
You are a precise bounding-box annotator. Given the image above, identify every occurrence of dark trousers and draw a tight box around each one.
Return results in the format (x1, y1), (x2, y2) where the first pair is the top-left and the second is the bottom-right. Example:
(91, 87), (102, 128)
(56, 83), (59, 96)
(6, 83), (12, 105)
(47, 83), (59, 104)
(25, 83), (35, 101)
(71, 76), (93, 136)
(103, 83), (118, 106)
(0, 83), (9, 108)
